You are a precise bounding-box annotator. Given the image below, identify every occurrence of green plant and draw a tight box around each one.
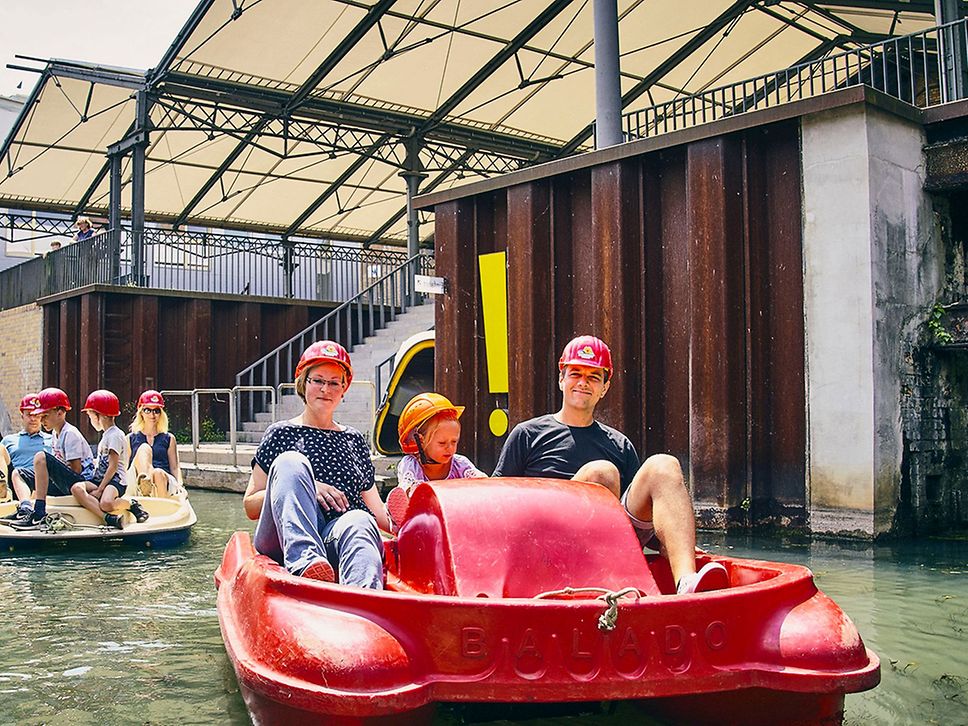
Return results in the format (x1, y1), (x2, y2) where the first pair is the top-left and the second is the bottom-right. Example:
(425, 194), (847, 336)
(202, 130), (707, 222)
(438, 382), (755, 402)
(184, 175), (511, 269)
(171, 417), (225, 444)
(928, 303), (954, 345)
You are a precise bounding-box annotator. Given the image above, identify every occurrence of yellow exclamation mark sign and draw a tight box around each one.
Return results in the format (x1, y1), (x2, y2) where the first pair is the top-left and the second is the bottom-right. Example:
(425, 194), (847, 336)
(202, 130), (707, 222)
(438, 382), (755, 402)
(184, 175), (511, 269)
(479, 251), (509, 437)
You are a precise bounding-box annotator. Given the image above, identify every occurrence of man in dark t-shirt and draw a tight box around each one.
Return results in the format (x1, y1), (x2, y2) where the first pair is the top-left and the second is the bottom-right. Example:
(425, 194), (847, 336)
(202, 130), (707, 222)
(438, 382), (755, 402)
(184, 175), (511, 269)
(493, 335), (728, 595)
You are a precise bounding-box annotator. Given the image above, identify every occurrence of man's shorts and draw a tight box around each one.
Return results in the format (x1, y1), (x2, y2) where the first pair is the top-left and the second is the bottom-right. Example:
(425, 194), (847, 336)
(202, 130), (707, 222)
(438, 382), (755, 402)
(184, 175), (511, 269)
(16, 453), (89, 497)
(621, 487), (660, 551)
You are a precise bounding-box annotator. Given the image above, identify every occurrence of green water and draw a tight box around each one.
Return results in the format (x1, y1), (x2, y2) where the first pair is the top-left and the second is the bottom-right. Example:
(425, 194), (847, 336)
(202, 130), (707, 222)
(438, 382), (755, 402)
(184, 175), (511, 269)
(0, 490), (965, 725)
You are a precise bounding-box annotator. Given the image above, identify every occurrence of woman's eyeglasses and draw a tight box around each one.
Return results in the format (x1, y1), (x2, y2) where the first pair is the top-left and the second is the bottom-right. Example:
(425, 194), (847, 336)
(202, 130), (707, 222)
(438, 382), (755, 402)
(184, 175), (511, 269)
(306, 377), (343, 389)
(143, 408), (162, 414)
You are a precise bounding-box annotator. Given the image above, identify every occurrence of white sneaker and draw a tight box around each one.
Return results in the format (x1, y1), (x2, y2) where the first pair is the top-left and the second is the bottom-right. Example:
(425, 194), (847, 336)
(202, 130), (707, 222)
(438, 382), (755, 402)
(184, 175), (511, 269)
(677, 561), (729, 595)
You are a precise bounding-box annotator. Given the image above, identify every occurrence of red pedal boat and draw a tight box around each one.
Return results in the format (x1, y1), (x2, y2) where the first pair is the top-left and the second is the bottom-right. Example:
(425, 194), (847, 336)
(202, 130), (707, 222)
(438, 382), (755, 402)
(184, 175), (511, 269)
(215, 478), (879, 725)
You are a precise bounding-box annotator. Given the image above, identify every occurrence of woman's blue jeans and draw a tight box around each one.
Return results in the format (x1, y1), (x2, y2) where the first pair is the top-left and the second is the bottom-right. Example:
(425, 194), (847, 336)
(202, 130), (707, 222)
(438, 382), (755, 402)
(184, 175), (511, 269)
(253, 451), (384, 589)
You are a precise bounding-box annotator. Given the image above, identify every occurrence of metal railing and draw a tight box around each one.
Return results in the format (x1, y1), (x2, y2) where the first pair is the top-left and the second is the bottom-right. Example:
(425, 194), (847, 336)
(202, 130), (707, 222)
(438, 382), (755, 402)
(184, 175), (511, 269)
(621, 18), (968, 141)
(0, 222), (412, 310)
(161, 385), (276, 466)
(236, 252), (434, 421)
(0, 229), (120, 309)
(375, 350), (397, 405)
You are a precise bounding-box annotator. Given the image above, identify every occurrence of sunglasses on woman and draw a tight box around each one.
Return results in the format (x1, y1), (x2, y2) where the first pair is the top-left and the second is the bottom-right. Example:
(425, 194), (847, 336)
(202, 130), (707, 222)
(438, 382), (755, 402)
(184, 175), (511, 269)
(143, 408), (163, 414)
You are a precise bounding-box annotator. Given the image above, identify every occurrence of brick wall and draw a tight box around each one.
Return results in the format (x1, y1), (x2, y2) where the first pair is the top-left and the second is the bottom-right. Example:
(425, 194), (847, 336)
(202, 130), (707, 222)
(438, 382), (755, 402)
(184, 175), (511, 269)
(0, 303), (43, 434)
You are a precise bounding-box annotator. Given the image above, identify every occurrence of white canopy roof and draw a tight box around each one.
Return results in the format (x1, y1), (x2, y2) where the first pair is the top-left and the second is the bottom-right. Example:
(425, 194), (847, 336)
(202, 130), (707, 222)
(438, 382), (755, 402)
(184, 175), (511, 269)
(0, 1), (943, 244)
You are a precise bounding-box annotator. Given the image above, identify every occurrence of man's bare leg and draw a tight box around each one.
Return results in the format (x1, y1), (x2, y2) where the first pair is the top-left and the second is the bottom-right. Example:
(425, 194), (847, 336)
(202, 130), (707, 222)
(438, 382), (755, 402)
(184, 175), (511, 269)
(622, 454), (697, 586)
(573, 460), (621, 498)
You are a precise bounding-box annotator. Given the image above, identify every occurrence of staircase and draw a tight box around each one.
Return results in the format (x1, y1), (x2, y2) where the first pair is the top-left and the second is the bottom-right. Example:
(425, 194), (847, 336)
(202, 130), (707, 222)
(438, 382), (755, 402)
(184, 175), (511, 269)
(237, 301), (434, 443)
(234, 253), (434, 446)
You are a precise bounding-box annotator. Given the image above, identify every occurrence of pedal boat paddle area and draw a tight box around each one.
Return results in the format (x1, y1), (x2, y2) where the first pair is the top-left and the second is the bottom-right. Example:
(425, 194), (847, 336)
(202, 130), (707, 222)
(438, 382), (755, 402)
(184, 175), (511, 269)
(215, 477), (880, 725)
(0, 491), (196, 549)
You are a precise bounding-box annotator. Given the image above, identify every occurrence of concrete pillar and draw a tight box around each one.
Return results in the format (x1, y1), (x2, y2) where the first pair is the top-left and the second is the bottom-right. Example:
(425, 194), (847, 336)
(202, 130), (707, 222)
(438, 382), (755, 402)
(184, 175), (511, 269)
(801, 103), (942, 537)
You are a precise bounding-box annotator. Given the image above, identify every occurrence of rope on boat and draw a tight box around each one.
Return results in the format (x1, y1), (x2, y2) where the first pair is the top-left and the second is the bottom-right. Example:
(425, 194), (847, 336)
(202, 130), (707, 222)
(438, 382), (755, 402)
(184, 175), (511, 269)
(532, 586), (644, 632)
(40, 512), (111, 533)
(597, 587), (642, 631)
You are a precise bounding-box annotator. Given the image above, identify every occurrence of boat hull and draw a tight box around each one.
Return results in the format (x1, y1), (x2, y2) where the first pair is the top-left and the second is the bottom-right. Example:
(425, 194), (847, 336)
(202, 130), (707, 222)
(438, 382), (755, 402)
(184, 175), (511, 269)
(216, 478), (879, 724)
(0, 494), (197, 549)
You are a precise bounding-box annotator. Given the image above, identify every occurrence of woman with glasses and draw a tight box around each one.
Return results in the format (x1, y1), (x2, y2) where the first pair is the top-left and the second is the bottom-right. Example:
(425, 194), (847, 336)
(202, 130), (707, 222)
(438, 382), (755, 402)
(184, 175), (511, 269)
(129, 390), (183, 497)
(242, 340), (390, 588)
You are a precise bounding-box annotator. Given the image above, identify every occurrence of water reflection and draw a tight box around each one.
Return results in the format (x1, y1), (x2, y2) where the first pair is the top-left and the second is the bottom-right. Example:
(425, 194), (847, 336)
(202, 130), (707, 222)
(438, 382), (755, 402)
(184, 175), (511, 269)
(0, 491), (964, 725)
(701, 534), (968, 726)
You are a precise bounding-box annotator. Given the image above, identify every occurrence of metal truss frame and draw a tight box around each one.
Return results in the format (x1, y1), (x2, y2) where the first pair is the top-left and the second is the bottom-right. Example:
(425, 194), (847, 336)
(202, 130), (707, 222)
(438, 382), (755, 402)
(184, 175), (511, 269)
(1, 0), (949, 248)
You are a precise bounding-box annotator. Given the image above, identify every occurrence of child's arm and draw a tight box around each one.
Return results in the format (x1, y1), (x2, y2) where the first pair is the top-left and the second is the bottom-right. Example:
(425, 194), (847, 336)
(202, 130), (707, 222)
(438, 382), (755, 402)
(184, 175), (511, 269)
(67, 458), (83, 474)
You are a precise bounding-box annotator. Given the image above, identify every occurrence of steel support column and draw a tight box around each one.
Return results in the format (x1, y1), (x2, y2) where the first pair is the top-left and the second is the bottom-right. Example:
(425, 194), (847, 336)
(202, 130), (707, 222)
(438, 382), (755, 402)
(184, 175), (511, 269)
(936, 0), (966, 102)
(593, 0), (623, 148)
(401, 137), (428, 307)
(108, 152), (122, 283)
(281, 242), (296, 298)
(130, 90), (150, 286)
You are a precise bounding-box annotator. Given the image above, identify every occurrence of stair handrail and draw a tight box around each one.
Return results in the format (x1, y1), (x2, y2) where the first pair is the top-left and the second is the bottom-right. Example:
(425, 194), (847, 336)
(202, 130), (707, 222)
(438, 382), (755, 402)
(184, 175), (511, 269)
(235, 251), (432, 419)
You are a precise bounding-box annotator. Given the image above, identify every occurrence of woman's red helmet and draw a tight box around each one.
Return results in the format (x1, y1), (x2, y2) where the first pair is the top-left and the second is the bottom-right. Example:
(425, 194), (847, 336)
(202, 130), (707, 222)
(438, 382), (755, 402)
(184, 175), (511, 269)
(82, 389), (121, 417)
(294, 341), (353, 387)
(35, 387), (71, 413)
(558, 335), (613, 381)
(138, 390), (165, 408)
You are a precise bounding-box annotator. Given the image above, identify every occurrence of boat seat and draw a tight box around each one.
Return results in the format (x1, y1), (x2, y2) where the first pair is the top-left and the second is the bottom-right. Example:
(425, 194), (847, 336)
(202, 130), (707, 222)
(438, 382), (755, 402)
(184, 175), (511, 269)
(392, 477), (662, 599)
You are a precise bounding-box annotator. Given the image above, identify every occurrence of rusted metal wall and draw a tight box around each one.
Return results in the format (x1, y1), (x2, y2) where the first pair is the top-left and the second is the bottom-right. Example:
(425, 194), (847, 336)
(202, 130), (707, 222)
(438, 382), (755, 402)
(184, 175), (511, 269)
(434, 120), (805, 527)
(41, 290), (355, 438)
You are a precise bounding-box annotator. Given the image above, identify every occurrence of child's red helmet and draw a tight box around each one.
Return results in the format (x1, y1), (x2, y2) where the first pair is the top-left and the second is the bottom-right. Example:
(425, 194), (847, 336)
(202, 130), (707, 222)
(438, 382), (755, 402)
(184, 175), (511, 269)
(558, 335), (613, 381)
(35, 387), (71, 413)
(138, 390), (165, 408)
(19, 393), (42, 414)
(82, 390), (121, 417)
(294, 341), (353, 387)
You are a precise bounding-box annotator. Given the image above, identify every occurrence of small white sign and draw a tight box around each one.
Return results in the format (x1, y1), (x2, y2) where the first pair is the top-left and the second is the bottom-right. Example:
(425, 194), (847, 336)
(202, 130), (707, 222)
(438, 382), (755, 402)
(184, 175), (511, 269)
(415, 274), (447, 295)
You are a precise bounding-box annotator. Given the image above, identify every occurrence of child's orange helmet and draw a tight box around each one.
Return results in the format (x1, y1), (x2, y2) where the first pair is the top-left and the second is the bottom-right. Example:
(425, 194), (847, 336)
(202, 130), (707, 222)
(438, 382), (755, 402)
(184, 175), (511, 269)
(82, 390), (121, 417)
(398, 393), (464, 455)
(294, 340), (353, 387)
(558, 335), (613, 381)
(35, 387), (71, 413)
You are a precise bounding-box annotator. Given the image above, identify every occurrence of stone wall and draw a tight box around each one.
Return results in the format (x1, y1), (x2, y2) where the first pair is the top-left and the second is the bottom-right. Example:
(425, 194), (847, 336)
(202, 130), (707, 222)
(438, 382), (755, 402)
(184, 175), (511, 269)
(895, 193), (968, 534)
(0, 302), (43, 434)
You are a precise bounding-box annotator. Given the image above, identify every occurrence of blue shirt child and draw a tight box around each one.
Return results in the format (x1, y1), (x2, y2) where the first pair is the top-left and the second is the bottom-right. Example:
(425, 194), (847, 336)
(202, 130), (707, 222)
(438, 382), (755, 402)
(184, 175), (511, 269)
(1, 430), (52, 471)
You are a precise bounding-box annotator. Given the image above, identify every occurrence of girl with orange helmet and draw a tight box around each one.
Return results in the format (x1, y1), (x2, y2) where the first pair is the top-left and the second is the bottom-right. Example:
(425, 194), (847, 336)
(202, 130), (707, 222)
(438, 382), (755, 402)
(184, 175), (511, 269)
(243, 341), (389, 588)
(129, 390), (183, 497)
(396, 392), (485, 492)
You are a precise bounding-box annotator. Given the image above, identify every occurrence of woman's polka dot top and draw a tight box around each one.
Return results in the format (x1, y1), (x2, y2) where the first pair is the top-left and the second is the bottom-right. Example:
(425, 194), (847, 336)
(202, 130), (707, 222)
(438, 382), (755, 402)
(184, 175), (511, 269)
(255, 421), (374, 513)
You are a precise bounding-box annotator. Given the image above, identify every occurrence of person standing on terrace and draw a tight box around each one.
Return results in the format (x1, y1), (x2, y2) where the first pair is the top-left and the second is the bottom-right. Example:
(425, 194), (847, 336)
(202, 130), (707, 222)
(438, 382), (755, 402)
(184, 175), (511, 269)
(74, 216), (94, 241)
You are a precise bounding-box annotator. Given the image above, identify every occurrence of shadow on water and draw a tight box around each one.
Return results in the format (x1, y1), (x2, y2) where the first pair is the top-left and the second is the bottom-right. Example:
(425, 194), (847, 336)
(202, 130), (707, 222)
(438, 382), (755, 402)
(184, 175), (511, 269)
(1, 491), (965, 725)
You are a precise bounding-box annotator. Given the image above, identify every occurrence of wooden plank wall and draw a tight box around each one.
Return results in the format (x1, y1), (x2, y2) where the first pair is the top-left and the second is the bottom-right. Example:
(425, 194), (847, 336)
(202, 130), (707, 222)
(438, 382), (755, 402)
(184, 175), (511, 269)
(434, 120), (806, 527)
(41, 293), (355, 439)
